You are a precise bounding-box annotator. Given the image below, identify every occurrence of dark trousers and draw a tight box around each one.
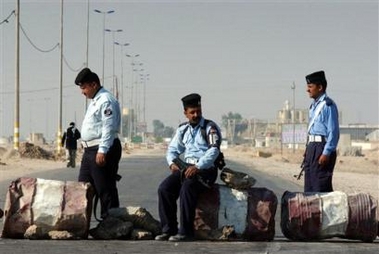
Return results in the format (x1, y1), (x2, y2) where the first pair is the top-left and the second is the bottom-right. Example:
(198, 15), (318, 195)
(157, 168), (217, 236)
(66, 149), (77, 167)
(303, 142), (337, 192)
(78, 138), (122, 217)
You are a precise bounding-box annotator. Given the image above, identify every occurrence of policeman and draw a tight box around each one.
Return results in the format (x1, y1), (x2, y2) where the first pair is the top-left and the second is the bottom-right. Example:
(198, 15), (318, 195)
(75, 68), (122, 218)
(61, 122), (81, 168)
(155, 93), (222, 242)
(303, 70), (339, 192)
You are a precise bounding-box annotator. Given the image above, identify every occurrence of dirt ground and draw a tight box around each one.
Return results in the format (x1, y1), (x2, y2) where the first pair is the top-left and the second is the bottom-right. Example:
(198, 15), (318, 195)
(0, 143), (378, 202)
(223, 146), (379, 201)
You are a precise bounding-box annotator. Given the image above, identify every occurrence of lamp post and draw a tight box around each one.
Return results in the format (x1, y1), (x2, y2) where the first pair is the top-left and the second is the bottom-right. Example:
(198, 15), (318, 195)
(105, 29), (122, 97)
(94, 9), (114, 84)
(114, 42), (129, 139)
(125, 54), (140, 141)
(291, 82), (296, 153)
(134, 65), (144, 125)
(139, 73), (149, 123)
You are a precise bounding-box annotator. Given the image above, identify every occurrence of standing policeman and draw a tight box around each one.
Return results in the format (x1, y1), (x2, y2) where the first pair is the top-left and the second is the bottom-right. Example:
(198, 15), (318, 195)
(75, 68), (122, 219)
(303, 70), (339, 192)
(61, 122), (81, 168)
(155, 93), (222, 242)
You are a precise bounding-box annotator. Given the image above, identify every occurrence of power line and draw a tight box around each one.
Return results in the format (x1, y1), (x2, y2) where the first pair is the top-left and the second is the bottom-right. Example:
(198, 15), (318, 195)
(9, 18), (85, 72)
(19, 23), (59, 53)
(63, 53), (86, 72)
(0, 10), (15, 25)
(0, 84), (75, 95)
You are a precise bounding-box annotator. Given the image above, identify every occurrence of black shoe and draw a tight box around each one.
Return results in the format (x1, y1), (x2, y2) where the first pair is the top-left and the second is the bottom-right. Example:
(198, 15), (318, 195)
(155, 233), (171, 241)
(168, 234), (194, 242)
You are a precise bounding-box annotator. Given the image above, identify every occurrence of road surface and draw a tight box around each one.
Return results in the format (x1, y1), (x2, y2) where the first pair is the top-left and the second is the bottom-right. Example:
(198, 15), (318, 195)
(0, 150), (377, 253)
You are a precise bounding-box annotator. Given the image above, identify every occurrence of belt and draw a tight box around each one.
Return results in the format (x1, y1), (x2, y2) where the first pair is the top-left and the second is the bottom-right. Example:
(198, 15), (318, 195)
(185, 157), (198, 164)
(308, 135), (324, 143)
(81, 139), (101, 148)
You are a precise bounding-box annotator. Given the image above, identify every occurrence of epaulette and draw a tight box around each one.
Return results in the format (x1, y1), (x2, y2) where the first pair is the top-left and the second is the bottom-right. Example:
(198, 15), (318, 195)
(178, 122), (188, 127)
(325, 97), (334, 106)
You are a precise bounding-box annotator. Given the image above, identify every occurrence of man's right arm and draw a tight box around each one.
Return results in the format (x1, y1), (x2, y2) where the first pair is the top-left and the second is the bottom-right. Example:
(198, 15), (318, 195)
(166, 128), (185, 167)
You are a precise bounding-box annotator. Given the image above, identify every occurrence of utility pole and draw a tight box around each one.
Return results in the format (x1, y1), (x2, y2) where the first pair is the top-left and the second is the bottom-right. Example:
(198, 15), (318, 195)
(13, 0), (20, 150)
(84, 0), (90, 110)
(57, 0), (64, 155)
(291, 81), (296, 153)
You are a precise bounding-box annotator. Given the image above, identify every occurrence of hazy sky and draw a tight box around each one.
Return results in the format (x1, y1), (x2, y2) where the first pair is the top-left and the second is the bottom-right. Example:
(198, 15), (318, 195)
(1, 0), (378, 140)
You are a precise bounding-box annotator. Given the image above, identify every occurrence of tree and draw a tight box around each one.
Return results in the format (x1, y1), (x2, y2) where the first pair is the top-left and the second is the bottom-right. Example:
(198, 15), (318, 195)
(152, 120), (174, 139)
(153, 120), (165, 137)
(221, 112), (247, 143)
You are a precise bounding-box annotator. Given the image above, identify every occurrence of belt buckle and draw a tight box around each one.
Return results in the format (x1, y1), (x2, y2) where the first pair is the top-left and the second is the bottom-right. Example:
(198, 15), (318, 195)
(186, 158), (198, 164)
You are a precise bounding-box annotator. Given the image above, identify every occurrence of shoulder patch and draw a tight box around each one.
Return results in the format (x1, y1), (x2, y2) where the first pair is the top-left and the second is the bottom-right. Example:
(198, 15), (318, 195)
(104, 108), (113, 116)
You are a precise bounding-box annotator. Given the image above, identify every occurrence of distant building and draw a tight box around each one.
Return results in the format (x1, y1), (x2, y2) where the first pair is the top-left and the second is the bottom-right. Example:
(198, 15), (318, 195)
(277, 100), (307, 124)
(340, 124), (379, 141)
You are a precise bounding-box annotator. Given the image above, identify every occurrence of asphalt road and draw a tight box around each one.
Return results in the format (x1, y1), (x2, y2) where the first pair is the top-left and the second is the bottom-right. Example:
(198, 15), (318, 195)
(0, 151), (377, 253)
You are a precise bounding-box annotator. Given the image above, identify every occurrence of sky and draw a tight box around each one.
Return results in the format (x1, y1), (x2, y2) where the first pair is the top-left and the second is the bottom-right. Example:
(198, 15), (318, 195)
(0, 0), (378, 141)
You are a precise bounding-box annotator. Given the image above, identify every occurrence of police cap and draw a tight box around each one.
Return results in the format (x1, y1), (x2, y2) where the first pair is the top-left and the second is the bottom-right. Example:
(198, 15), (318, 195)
(305, 70), (327, 87)
(181, 93), (201, 108)
(75, 68), (100, 86)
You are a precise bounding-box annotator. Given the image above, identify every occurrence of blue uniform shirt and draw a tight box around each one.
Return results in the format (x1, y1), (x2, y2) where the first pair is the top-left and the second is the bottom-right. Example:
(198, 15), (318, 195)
(81, 87), (120, 153)
(166, 117), (222, 170)
(309, 93), (339, 156)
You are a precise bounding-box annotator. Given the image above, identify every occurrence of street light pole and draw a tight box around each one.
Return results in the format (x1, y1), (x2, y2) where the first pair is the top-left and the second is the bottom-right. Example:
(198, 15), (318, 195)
(139, 73), (149, 123)
(114, 42), (129, 139)
(105, 29), (122, 98)
(125, 54), (140, 141)
(94, 9), (114, 85)
(143, 73), (149, 123)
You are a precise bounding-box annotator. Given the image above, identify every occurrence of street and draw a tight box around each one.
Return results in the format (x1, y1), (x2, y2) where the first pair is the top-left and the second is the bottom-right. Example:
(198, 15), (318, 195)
(0, 150), (377, 253)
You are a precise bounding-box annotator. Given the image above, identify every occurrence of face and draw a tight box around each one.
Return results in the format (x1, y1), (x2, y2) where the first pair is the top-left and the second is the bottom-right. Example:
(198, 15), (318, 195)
(184, 106), (202, 124)
(306, 83), (324, 99)
(79, 82), (99, 99)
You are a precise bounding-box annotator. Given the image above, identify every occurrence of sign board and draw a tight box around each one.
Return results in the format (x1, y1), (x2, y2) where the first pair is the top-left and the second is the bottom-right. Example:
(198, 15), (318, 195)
(281, 124), (307, 144)
(136, 122), (147, 133)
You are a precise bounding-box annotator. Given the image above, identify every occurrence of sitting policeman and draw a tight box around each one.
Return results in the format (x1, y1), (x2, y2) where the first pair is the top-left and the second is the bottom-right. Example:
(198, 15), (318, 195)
(155, 93), (222, 242)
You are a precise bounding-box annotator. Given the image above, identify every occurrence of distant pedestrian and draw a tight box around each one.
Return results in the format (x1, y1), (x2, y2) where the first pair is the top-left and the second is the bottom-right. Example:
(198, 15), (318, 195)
(62, 122), (81, 168)
(75, 67), (122, 219)
(303, 70), (339, 192)
(155, 93), (222, 242)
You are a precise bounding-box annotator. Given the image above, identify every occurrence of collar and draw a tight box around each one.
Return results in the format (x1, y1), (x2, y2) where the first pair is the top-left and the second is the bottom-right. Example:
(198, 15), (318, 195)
(313, 93), (326, 107)
(91, 87), (104, 102)
(188, 117), (205, 129)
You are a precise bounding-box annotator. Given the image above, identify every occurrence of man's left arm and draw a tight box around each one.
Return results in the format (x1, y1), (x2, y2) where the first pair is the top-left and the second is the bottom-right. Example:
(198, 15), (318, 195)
(99, 101), (119, 154)
(196, 124), (222, 170)
(323, 104), (339, 156)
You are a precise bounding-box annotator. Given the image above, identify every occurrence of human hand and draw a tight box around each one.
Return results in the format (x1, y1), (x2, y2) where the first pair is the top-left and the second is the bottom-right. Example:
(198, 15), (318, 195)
(169, 163), (180, 173)
(318, 154), (329, 168)
(96, 152), (107, 167)
(184, 165), (199, 179)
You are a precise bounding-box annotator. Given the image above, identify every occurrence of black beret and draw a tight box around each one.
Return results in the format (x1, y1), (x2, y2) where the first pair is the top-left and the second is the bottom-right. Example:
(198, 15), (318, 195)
(69, 122), (75, 126)
(75, 68), (100, 86)
(181, 93), (201, 108)
(305, 70), (327, 85)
